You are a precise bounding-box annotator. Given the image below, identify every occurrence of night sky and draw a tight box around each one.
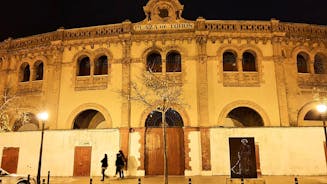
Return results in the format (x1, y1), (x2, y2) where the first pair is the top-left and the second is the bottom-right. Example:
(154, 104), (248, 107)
(0, 0), (326, 41)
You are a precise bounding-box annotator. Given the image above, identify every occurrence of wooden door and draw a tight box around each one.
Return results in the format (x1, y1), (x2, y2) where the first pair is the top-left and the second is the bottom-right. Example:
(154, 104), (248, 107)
(167, 128), (184, 175)
(145, 128), (184, 175)
(1, 147), (19, 173)
(145, 128), (164, 175)
(73, 146), (92, 176)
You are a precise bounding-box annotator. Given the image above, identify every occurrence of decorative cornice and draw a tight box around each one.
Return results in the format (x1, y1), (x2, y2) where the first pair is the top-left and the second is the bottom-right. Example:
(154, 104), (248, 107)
(0, 19), (326, 52)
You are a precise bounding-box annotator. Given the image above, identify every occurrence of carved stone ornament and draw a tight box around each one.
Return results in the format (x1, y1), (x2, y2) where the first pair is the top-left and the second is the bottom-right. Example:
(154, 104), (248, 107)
(143, 0), (184, 22)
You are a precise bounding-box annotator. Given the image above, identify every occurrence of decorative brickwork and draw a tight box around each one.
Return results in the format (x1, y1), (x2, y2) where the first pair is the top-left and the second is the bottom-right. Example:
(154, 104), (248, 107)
(184, 127), (199, 170)
(135, 128), (145, 170)
(200, 128), (211, 170)
(119, 128), (129, 158)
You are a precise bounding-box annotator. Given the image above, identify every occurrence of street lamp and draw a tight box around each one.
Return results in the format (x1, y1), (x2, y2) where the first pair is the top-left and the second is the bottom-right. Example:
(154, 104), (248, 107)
(316, 104), (327, 145)
(36, 112), (48, 184)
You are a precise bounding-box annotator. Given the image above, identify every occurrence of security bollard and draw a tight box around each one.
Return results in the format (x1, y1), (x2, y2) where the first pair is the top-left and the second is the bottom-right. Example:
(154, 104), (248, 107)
(138, 178), (141, 184)
(188, 178), (192, 184)
(294, 177), (298, 184)
(42, 178), (46, 184)
(47, 171), (50, 184)
(241, 178), (244, 184)
(89, 178), (92, 184)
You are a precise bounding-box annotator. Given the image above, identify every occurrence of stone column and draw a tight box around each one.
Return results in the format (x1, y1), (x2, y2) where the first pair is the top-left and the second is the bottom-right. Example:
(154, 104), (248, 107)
(121, 39), (132, 128)
(43, 41), (64, 129)
(195, 34), (210, 127)
(271, 19), (290, 126)
(309, 60), (315, 74)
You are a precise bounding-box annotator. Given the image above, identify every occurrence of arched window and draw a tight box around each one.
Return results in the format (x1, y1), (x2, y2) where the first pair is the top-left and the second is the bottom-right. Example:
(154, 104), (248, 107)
(77, 56), (90, 76)
(297, 52), (309, 73)
(94, 55), (108, 75)
(20, 63), (30, 82)
(166, 51), (181, 72)
(146, 52), (162, 72)
(227, 107), (263, 127)
(223, 51), (237, 71)
(73, 109), (105, 129)
(13, 112), (39, 131)
(34, 61), (44, 80)
(242, 52), (256, 71)
(304, 109), (321, 121)
(314, 53), (327, 74)
(145, 108), (183, 127)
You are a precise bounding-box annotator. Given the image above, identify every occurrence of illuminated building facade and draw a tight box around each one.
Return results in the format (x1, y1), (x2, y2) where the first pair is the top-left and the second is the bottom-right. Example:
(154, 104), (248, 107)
(0, 0), (327, 177)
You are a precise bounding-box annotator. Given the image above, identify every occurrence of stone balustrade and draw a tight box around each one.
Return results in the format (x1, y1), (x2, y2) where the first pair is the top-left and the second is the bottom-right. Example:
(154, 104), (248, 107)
(204, 21), (272, 33)
(75, 75), (108, 91)
(223, 72), (260, 87)
(297, 73), (327, 88)
(17, 80), (43, 94)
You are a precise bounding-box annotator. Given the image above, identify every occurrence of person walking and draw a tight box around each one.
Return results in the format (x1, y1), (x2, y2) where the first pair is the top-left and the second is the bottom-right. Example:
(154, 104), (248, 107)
(100, 154), (108, 181)
(115, 150), (126, 178)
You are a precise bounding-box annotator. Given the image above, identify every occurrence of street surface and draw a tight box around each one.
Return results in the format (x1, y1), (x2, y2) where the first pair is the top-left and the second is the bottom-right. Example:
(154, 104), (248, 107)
(46, 175), (327, 184)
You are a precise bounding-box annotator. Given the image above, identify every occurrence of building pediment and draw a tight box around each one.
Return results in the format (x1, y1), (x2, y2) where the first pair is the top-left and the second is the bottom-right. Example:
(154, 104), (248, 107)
(133, 0), (194, 32)
(143, 0), (184, 23)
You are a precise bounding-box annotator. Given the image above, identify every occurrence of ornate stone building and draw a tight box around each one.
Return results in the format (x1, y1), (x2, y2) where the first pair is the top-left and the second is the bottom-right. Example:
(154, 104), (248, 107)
(0, 0), (327, 177)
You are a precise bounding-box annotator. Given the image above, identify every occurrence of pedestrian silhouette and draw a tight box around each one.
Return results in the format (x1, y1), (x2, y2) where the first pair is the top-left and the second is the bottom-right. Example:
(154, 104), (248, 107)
(100, 154), (108, 181)
(115, 150), (126, 179)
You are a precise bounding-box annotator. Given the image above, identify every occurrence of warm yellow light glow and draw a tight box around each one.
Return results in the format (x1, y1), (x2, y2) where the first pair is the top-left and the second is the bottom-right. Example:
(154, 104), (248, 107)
(37, 112), (49, 121)
(316, 104), (327, 113)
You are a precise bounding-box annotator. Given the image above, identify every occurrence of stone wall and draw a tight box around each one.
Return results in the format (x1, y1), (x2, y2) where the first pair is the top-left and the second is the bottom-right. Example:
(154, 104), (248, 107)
(0, 127), (326, 177)
(210, 127), (327, 175)
(0, 129), (119, 176)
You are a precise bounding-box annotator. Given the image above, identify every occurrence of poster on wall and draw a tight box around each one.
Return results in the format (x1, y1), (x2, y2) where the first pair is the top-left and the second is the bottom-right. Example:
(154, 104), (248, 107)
(229, 137), (257, 178)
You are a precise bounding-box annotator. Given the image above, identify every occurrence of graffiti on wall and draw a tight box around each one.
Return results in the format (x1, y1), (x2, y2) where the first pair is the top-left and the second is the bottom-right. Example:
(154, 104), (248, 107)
(229, 137), (257, 178)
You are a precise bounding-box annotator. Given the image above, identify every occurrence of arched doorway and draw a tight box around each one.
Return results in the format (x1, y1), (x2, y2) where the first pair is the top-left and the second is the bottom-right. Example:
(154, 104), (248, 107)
(145, 108), (185, 175)
(73, 109), (105, 129)
(226, 107), (264, 127)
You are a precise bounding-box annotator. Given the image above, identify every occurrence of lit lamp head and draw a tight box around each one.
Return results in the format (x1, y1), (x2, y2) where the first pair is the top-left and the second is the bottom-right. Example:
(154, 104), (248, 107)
(317, 104), (327, 114)
(37, 112), (49, 121)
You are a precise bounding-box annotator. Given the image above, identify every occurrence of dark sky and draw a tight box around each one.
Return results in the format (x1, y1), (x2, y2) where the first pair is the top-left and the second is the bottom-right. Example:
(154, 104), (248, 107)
(1, 0), (327, 41)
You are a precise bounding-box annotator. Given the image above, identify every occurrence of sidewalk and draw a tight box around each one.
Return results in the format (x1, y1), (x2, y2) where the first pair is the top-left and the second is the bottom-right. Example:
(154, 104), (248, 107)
(47, 175), (327, 184)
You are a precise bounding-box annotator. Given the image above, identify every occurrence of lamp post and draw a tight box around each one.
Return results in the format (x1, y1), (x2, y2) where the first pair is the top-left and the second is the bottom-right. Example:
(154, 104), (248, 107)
(316, 104), (327, 145)
(36, 112), (48, 184)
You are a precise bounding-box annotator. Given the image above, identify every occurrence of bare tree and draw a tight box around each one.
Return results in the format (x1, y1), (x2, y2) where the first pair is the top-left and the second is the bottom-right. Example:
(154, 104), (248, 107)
(0, 87), (31, 132)
(121, 69), (185, 184)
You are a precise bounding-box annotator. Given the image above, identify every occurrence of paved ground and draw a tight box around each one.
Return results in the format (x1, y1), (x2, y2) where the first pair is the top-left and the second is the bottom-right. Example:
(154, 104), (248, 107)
(45, 175), (327, 184)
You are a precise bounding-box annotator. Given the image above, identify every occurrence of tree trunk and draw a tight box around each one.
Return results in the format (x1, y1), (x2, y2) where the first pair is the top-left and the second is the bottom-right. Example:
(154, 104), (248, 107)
(162, 110), (168, 184)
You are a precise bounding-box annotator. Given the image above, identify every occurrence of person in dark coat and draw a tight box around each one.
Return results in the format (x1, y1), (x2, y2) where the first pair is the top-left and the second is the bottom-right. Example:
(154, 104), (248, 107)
(100, 154), (108, 181)
(115, 150), (126, 178)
